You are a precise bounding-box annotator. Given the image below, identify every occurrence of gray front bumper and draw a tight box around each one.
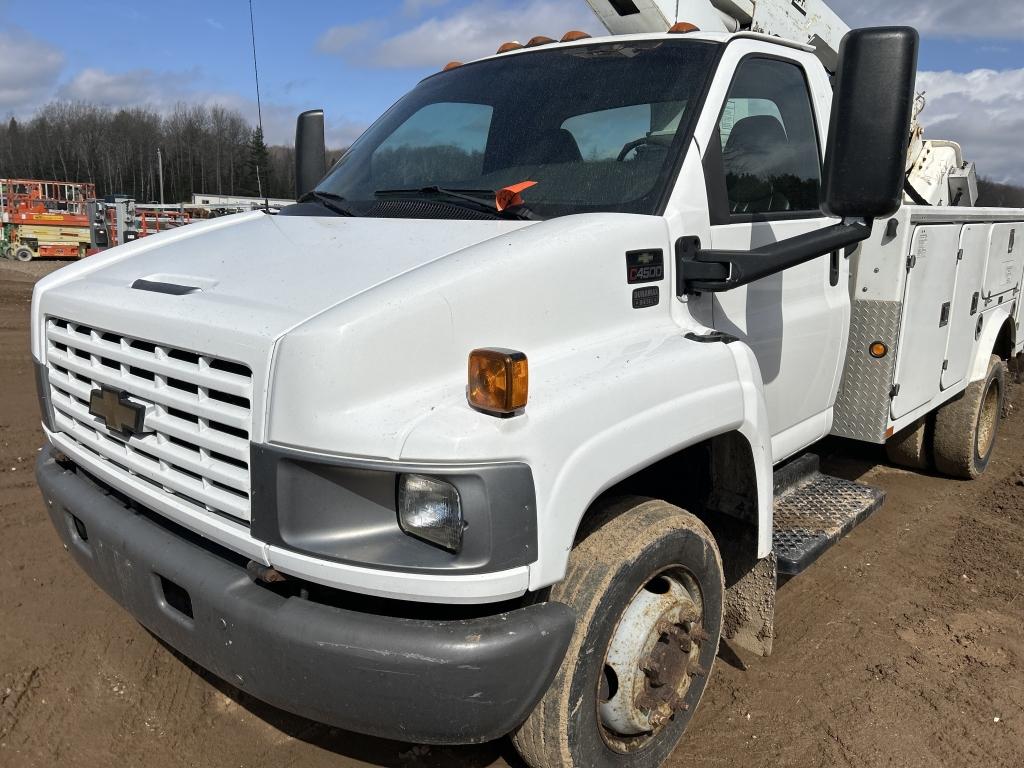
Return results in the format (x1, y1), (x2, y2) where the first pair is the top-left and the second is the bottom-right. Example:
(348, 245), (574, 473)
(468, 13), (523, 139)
(36, 446), (574, 744)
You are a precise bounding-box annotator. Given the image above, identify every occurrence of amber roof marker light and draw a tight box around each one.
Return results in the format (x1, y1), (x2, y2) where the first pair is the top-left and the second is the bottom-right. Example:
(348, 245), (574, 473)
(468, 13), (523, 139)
(526, 35), (557, 47)
(668, 22), (701, 33)
(468, 348), (529, 417)
(561, 30), (592, 42)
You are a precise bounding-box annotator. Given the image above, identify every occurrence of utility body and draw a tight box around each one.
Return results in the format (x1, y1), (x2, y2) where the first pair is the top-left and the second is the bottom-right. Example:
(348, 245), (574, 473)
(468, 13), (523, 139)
(31, 1), (1023, 765)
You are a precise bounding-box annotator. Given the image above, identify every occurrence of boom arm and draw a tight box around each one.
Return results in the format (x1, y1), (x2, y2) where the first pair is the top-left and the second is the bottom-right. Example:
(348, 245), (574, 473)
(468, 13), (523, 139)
(586, 0), (849, 69)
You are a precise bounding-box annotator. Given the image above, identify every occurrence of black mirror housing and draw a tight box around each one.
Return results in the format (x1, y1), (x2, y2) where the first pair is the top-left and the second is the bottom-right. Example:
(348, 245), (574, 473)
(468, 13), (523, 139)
(821, 27), (919, 220)
(295, 109), (327, 200)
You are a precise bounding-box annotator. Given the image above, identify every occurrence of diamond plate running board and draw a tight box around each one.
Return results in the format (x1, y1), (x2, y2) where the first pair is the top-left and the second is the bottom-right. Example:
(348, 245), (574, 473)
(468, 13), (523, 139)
(772, 454), (886, 576)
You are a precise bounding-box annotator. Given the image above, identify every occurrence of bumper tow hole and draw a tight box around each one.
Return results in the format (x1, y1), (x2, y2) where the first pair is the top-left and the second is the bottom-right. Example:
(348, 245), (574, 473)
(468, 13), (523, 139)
(158, 574), (194, 620)
(71, 514), (89, 542)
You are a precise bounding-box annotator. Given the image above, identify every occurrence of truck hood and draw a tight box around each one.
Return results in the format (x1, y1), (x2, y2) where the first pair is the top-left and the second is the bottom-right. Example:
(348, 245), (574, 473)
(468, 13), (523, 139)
(35, 212), (534, 349)
(32, 212), (533, 443)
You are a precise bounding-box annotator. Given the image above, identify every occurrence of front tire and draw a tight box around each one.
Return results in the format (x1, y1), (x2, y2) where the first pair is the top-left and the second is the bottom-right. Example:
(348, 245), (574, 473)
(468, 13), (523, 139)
(933, 355), (1005, 479)
(513, 498), (724, 768)
(14, 246), (34, 262)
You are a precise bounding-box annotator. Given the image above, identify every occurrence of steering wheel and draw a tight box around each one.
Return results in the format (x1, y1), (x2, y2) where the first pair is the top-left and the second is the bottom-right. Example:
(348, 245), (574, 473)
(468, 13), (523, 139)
(616, 138), (649, 162)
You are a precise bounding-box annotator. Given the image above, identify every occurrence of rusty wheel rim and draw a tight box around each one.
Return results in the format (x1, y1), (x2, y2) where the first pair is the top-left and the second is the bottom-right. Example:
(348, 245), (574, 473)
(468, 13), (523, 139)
(976, 376), (1001, 460)
(597, 566), (706, 754)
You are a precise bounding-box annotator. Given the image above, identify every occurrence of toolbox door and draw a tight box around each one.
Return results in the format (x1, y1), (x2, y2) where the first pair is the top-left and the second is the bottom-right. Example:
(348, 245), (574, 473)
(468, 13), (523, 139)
(891, 224), (962, 419)
(941, 224), (990, 390)
(983, 223), (1023, 303)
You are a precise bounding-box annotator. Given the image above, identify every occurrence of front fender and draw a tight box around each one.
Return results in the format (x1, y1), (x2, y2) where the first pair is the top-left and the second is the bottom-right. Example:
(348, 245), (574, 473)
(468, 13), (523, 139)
(401, 331), (775, 591)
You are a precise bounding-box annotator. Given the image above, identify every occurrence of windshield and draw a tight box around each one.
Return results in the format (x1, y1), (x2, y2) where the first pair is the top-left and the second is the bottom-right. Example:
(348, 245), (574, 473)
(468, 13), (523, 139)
(315, 40), (719, 220)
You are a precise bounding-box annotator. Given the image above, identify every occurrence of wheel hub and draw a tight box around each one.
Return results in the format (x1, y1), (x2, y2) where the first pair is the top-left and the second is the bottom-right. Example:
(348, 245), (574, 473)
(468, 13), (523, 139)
(599, 572), (703, 739)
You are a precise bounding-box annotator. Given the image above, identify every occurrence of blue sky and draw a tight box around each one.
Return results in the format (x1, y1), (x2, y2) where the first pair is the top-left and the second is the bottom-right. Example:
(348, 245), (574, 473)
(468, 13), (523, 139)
(1, 0), (1023, 180)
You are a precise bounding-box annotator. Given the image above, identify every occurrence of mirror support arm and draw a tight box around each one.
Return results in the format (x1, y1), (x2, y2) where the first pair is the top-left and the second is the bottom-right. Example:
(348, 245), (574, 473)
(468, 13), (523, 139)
(675, 217), (872, 294)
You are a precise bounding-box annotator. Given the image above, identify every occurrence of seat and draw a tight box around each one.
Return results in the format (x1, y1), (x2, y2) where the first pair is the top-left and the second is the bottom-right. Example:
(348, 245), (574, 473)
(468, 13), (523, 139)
(519, 129), (583, 165)
(723, 115), (792, 214)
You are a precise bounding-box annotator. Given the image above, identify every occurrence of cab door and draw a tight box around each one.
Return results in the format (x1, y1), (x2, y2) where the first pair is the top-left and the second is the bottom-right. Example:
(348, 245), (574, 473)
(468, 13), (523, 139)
(702, 55), (846, 461)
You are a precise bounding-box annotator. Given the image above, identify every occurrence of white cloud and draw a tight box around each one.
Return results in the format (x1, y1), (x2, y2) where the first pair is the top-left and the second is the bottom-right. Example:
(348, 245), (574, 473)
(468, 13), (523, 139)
(334, 0), (604, 69)
(0, 29), (64, 112)
(916, 68), (1024, 183)
(402, 0), (450, 16)
(55, 65), (365, 148)
(59, 68), (178, 106)
(316, 21), (378, 54)
(206, 17), (224, 30)
(831, 0), (1024, 39)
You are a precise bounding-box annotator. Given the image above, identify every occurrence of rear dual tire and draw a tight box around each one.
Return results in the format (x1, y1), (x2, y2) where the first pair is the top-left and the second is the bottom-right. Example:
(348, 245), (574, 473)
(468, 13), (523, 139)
(933, 355), (1005, 479)
(885, 356), (1006, 479)
(514, 498), (723, 768)
(885, 417), (930, 470)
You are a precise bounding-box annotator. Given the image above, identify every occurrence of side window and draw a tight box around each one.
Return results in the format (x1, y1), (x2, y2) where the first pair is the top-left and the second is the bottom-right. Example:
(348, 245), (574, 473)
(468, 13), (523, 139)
(715, 58), (822, 216)
(371, 102), (493, 188)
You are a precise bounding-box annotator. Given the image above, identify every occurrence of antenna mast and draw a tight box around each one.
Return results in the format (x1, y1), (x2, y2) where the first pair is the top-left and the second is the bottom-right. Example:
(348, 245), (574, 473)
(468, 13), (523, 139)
(248, 0), (269, 211)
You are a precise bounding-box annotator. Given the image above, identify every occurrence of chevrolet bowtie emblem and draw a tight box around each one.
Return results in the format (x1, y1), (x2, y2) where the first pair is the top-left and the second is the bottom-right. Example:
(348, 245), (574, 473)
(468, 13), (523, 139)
(88, 387), (148, 437)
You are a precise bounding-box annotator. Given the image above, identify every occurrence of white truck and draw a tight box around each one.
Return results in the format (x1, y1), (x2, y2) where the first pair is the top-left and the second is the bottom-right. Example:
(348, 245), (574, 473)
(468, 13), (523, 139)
(31, 1), (1023, 765)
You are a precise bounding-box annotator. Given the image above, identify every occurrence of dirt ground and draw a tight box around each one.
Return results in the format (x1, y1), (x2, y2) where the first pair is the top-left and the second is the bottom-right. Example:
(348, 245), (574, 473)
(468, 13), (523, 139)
(2, 260), (1022, 768)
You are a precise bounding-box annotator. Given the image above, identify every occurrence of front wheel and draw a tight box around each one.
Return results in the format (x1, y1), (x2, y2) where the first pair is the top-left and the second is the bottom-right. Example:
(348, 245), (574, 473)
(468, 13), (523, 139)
(513, 498), (724, 768)
(14, 246), (34, 262)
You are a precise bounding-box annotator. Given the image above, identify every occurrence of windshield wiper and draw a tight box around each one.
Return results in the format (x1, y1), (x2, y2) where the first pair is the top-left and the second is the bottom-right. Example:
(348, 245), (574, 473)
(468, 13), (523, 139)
(300, 190), (356, 217)
(374, 186), (536, 220)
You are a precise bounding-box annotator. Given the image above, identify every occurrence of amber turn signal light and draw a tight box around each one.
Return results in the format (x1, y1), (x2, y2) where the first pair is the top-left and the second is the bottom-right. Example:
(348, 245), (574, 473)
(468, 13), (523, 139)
(468, 348), (528, 416)
(869, 341), (888, 359)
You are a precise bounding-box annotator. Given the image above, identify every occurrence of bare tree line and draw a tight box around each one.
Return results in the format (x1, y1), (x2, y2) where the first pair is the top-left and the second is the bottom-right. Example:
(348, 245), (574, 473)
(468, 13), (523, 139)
(977, 178), (1024, 208)
(0, 101), (302, 202)
(3, 103), (1021, 209)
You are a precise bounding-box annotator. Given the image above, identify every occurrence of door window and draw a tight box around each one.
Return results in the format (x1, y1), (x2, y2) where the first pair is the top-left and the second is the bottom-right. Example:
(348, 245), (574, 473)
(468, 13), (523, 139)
(713, 58), (822, 217)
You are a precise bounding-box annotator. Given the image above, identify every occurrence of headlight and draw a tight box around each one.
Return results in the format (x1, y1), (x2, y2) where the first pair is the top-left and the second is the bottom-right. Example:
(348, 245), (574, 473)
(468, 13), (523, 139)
(397, 474), (464, 552)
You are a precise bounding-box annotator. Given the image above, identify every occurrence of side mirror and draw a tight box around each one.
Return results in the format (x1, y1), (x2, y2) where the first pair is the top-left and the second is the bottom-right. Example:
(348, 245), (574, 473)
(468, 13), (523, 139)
(295, 109), (327, 200)
(822, 27), (919, 219)
(676, 26), (920, 294)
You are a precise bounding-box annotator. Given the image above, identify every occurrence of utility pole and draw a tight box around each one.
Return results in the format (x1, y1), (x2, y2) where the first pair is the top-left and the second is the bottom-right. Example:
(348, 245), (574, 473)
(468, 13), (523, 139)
(157, 147), (165, 205)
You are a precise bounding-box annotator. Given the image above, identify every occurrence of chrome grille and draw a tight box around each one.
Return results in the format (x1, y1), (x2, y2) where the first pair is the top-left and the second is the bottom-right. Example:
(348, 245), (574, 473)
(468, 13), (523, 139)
(44, 317), (253, 523)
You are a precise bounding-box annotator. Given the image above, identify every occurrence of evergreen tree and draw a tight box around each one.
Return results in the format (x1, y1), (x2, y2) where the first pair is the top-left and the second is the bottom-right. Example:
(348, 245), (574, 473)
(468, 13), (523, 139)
(242, 126), (270, 197)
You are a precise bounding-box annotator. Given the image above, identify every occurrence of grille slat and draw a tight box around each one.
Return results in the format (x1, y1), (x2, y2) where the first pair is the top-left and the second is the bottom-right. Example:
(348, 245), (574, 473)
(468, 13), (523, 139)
(53, 408), (250, 519)
(50, 390), (249, 493)
(46, 324), (251, 397)
(47, 345), (250, 430)
(45, 317), (254, 523)
(47, 372), (247, 462)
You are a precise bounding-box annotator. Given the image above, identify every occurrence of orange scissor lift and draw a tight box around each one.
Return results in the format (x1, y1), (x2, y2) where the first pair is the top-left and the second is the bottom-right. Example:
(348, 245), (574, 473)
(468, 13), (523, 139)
(1, 179), (96, 261)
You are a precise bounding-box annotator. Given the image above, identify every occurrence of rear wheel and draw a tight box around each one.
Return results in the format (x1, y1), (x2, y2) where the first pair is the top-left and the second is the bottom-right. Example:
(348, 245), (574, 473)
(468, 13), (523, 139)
(14, 246), (34, 262)
(513, 498), (723, 768)
(885, 417), (930, 470)
(933, 355), (1005, 479)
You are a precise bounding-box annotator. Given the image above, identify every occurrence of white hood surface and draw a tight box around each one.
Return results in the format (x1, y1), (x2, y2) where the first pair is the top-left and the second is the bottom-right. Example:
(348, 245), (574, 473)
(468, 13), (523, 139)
(38, 212), (534, 348)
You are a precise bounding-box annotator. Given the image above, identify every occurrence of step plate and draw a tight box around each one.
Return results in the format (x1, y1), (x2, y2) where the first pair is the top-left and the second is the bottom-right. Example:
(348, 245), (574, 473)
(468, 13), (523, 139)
(773, 473), (885, 576)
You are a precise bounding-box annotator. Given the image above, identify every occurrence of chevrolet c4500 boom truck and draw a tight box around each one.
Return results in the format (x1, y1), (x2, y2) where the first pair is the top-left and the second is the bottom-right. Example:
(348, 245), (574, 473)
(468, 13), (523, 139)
(32, 1), (1024, 765)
